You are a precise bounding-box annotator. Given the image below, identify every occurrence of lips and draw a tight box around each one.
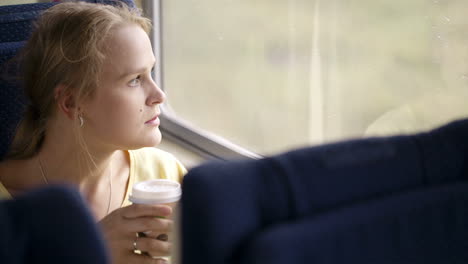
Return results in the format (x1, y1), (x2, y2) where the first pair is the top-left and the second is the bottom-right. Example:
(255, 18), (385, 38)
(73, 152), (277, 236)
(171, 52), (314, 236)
(145, 114), (160, 125)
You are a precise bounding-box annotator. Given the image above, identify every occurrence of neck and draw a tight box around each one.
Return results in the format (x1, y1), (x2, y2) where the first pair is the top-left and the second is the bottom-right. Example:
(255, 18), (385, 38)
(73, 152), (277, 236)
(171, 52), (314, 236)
(38, 126), (116, 188)
(37, 137), (117, 220)
(34, 114), (124, 219)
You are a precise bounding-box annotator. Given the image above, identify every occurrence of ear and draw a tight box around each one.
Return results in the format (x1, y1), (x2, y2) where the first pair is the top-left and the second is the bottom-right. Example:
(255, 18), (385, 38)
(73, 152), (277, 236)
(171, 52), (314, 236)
(54, 84), (78, 120)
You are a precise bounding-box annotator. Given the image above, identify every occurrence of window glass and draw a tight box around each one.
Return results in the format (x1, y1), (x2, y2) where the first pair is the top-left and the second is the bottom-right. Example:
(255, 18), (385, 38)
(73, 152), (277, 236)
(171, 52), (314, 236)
(161, 0), (468, 155)
(133, 0), (142, 9)
(0, 0), (40, 5)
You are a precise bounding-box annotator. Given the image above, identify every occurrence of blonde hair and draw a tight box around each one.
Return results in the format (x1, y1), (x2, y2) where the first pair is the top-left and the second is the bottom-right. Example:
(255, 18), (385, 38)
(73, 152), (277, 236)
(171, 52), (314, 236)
(7, 1), (151, 160)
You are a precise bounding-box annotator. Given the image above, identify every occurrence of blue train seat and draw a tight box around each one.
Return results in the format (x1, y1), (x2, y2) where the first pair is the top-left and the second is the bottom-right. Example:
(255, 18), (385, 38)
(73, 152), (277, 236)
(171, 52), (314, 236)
(0, 41), (27, 160)
(181, 118), (468, 264)
(246, 183), (468, 264)
(0, 2), (57, 160)
(0, 185), (110, 263)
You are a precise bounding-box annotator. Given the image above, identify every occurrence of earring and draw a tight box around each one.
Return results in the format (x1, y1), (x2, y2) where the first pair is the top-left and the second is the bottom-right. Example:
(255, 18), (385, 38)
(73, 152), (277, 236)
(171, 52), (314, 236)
(78, 115), (84, 127)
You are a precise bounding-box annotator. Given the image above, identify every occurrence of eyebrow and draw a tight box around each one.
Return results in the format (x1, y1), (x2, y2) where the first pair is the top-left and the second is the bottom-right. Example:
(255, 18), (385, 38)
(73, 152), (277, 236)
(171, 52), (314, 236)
(118, 62), (156, 80)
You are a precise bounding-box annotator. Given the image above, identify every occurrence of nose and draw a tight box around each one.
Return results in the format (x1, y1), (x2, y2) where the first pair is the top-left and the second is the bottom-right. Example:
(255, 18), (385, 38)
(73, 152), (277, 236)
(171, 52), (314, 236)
(146, 77), (166, 106)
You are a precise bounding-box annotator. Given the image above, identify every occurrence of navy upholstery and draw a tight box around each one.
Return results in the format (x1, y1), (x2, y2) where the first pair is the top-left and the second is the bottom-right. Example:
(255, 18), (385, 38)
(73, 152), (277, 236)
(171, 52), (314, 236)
(0, 3), (55, 14)
(0, 3), (55, 160)
(87, 0), (136, 8)
(181, 118), (468, 264)
(0, 3), (56, 160)
(0, 3), (56, 43)
(0, 41), (23, 62)
(0, 185), (110, 263)
(247, 183), (468, 264)
(0, 41), (27, 160)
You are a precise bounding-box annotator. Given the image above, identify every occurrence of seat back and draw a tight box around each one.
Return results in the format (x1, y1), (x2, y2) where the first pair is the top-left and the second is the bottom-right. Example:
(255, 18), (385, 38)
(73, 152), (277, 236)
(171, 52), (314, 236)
(245, 183), (468, 264)
(0, 3), (56, 160)
(0, 185), (110, 263)
(0, 41), (27, 160)
(180, 118), (468, 264)
(0, 3), (56, 42)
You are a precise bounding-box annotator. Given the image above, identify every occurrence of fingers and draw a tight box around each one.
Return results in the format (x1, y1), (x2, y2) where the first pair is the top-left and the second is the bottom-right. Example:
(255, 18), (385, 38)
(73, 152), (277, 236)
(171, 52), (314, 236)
(134, 236), (171, 257)
(121, 204), (172, 219)
(123, 216), (173, 235)
(156, 234), (168, 241)
(101, 205), (175, 264)
(127, 252), (169, 264)
(141, 232), (170, 241)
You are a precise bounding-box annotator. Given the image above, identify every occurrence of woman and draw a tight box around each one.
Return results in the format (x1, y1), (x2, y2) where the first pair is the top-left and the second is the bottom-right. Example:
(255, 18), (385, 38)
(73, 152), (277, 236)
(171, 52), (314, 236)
(0, 2), (185, 263)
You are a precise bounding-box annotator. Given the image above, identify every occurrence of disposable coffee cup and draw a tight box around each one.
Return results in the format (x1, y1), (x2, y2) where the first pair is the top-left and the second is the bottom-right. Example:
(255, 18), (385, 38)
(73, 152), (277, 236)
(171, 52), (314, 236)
(129, 179), (182, 262)
(129, 179), (181, 207)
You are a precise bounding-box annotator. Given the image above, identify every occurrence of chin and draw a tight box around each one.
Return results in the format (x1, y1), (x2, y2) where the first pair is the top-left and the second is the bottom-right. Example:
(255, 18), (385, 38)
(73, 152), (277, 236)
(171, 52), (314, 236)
(144, 131), (163, 147)
(126, 130), (162, 149)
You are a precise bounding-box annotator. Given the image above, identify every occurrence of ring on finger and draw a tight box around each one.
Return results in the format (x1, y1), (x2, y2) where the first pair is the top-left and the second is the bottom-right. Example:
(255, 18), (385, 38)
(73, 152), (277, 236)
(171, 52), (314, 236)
(133, 235), (139, 251)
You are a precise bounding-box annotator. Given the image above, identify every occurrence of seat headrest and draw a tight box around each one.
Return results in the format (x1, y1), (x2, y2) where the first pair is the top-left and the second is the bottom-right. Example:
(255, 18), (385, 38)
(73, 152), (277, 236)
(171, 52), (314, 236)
(0, 41), (26, 160)
(0, 3), (57, 43)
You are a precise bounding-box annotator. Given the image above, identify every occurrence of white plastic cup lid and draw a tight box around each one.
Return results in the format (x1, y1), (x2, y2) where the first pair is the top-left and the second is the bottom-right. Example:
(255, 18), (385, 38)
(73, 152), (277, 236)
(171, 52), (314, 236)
(129, 179), (181, 204)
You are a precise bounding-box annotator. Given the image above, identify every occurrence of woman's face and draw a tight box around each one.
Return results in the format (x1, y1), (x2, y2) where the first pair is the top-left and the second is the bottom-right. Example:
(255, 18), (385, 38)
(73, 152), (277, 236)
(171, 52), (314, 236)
(81, 24), (166, 150)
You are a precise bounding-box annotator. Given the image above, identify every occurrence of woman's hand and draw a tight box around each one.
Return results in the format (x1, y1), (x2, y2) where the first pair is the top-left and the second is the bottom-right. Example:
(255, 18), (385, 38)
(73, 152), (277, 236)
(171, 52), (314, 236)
(99, 204), (173, 264)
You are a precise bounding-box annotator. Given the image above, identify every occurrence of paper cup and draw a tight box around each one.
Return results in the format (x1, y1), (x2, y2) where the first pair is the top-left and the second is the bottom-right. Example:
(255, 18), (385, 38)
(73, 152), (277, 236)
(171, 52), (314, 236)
(129, 179), (181, 205)
(129, 179), (182, 262)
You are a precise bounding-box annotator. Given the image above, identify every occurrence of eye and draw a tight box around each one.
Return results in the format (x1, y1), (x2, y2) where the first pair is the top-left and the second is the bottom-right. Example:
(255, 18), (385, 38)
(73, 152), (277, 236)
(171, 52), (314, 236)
(128, 75), (141, 87)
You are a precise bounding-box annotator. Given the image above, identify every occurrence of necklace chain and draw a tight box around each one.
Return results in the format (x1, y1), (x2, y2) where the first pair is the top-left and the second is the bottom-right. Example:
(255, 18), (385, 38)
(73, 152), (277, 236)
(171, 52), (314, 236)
(37, 156), (113, 214)
(38, 157), (49, 184)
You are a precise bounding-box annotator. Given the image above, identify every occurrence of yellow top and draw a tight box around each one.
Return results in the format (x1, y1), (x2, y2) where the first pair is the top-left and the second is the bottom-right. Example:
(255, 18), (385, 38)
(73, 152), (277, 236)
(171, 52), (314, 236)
(0, 147), (187, 206)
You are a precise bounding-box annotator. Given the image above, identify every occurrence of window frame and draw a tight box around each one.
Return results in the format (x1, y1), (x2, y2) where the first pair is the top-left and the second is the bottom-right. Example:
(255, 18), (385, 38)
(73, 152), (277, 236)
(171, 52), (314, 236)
(143, 0), (261, 161)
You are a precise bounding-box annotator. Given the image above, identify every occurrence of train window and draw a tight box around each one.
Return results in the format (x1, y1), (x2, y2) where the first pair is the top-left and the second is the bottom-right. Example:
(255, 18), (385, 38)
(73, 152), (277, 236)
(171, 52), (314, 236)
(147, 1), (468, 158)
(0, 0), (38, 5)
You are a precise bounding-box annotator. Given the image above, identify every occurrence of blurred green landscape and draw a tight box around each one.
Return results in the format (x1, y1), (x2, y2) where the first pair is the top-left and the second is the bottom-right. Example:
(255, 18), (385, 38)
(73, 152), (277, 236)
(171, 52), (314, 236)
(161, 0), (468, 155)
